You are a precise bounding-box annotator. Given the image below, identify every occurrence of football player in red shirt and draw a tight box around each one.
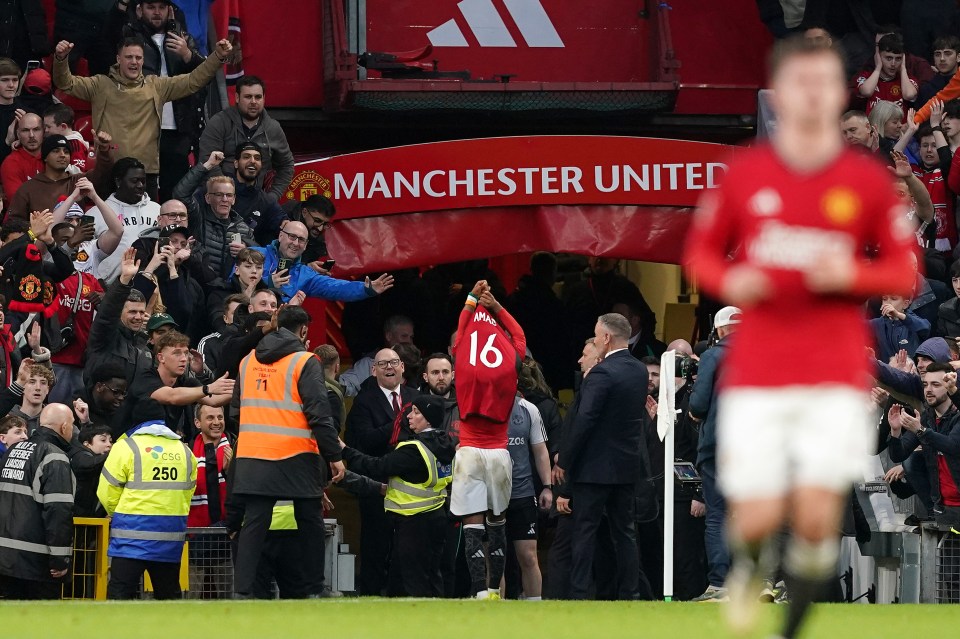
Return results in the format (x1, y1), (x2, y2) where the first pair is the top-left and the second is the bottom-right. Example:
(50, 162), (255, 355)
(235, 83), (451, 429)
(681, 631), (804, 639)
(450, 280), (526, 600)
(685, 37), (916, 639)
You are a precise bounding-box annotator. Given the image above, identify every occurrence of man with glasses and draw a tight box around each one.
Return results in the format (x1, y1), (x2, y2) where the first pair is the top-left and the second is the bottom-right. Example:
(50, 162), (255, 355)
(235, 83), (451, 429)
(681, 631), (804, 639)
(72, 364), (129, 431)
(174, 161), (256, 281)
(291, 194), (336, 271)
(252, 220), (394, 304)
(344, 347), (420, 595)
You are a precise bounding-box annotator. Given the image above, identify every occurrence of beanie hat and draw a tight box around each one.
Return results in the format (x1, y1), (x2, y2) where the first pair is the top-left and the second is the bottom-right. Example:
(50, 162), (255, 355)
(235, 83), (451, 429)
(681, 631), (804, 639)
(41, 134), (69, 160)
(412, 395), (445, 430)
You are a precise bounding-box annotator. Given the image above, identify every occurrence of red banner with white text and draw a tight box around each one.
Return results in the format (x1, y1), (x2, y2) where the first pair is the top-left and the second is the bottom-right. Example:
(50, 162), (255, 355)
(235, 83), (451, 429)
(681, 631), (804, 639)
(286, 136), (737, 274)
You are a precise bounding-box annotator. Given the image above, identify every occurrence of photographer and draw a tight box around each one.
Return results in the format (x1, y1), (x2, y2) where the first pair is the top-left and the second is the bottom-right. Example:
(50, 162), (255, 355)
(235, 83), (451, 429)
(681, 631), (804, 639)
(688, 306), (740, 602)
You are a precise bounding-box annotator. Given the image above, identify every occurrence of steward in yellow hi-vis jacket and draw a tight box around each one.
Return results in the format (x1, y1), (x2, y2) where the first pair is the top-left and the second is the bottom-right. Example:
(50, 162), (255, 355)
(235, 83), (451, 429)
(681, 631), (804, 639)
(230, 307), (344, 598)
(342, 395), (454, 597)
(98, 421), (197, 600)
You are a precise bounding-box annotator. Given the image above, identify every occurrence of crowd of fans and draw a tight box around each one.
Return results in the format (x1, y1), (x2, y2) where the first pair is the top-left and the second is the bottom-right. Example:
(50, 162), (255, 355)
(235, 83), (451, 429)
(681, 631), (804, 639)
(0, 0), (954, 603)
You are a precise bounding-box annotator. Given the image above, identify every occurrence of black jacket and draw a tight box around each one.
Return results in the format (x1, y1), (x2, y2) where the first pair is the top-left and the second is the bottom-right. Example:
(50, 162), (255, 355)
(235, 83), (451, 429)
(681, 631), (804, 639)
(344, 379), (419, 457)
(229, 328), (342, 498)
(0, 428), (75, 581)
(888, 404), (960, 511)
(0, 0), (50, 67)
(68, 443), (108, 517)
(174, 162), (257, 281)
(558, 350), (648, 485)
(689, 338), (728, 466)
(524, 389), (563, 459)
(343, 429), (456, 485)
(82, 279), (154, 385)
(938, 297), (960, 339)
(205, 274), (268, 334)
(106, 8), (206, 143)
(505, 275), (571, 391)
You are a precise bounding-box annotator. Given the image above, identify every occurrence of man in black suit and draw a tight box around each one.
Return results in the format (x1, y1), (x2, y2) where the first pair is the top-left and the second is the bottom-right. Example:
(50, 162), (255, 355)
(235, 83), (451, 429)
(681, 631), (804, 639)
(343, 347), (419, 595)
(555, 313), (650, 600)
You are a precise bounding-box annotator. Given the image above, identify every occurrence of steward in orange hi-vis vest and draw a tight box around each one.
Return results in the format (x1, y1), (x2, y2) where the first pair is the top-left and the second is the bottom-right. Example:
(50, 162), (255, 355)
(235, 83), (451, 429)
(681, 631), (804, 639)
(231, 327), (342, 498)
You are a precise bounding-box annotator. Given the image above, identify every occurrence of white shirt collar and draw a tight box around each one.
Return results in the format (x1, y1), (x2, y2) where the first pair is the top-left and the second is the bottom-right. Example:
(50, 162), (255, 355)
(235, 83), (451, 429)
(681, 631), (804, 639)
(606, 347), (628, 358)
(380, 385), (401, 404)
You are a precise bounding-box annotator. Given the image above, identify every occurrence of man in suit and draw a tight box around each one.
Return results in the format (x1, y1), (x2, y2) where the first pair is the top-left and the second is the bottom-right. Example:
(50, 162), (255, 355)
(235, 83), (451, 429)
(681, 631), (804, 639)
(343, 347), (419, 595)
(555, 313), (649, 600)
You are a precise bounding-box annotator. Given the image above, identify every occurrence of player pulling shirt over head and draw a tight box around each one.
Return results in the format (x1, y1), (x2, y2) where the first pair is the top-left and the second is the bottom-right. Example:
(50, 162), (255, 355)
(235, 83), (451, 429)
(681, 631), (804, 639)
(451, 280), (526, 600)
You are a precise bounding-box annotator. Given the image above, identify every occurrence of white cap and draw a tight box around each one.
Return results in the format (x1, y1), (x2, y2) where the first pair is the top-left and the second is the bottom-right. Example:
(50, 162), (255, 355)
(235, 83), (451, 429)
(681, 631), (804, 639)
(714, 306), (743, 329)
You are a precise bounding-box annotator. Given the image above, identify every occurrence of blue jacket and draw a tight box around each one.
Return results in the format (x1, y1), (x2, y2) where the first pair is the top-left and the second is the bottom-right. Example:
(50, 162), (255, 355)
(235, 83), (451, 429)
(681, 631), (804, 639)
(690, 338), (728, 467)
(251, 242), (374, 304)
(870, 312), (930, 364)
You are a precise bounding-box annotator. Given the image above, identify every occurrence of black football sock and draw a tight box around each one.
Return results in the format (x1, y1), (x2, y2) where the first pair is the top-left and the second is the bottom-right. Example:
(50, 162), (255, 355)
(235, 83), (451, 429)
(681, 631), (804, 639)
(781, 536), (838, 639)
(463, 524), (487, 596)
(486, 518), (507, 591)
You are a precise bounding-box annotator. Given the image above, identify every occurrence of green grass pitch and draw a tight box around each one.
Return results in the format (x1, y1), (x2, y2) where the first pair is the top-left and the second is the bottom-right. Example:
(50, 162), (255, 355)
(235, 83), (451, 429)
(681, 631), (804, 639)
(1, 600), (955, 638)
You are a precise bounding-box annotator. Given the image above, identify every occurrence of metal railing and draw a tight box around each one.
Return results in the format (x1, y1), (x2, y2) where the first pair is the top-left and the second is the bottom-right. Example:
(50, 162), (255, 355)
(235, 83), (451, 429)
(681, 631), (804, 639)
(61, 518), (352, 600)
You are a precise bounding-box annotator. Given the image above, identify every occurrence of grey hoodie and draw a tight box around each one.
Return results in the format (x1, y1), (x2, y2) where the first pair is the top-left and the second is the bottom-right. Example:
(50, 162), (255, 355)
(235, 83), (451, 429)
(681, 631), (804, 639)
(197, 106), (295, 201)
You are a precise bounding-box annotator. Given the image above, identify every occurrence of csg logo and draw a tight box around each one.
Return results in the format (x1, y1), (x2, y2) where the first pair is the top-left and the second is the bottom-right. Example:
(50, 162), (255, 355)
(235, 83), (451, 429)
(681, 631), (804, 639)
(145, 446), (182, 461)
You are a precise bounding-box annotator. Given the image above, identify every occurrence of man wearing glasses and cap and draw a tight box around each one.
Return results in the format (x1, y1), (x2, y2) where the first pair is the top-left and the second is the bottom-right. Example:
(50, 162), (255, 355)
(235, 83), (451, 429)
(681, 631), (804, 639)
(250, 220), (394, 304)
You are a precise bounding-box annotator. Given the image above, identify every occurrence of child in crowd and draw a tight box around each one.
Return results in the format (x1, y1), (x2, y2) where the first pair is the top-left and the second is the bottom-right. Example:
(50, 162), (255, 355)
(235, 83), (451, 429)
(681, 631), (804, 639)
(0, 415), (28, 457)
(70, 425), (113, 517)
(871, 293), (931, 362)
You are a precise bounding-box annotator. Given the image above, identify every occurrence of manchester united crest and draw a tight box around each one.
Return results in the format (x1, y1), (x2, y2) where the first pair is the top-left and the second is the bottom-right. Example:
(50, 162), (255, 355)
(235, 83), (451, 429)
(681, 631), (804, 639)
(821, 187), (861, 225)
(286, 170), (332, 202)
(19, 275), (41, 301)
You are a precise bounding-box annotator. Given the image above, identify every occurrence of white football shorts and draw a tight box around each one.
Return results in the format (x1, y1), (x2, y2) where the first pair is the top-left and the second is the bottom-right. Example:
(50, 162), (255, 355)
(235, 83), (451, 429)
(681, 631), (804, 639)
(449, 447), (512, 517)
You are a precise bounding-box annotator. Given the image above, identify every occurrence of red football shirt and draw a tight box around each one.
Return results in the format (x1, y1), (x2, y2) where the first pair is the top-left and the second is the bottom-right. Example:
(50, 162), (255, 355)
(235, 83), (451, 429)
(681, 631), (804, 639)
(684, 144), (916, 389)
(853, 74), (918, 115)
(52, 272), (103, 367)
(454, 305), (526, 449)
(912, 164), (957, 251)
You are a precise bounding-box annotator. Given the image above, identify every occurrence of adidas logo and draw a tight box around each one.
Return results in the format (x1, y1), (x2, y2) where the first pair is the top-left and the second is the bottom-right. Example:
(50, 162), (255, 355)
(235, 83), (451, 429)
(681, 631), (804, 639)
(527, 524), (536, 536)
(471, 549), (485, 559)
(428, 0), (564, 48)
(490, 548), (505, 557)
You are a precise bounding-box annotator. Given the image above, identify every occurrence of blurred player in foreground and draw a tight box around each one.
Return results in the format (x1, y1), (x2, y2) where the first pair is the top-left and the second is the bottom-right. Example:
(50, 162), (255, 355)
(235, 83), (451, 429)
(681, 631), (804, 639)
(684, 36), (916, 638)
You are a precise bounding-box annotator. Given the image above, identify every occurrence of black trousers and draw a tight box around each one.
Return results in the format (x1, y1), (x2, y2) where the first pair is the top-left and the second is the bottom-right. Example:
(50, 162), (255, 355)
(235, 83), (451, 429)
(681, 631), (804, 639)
(388, 509), (446, 597)
(158, 129), (192, 203)
(0, 575), (61, 600)
(440, 518), (470, 598)
(358, 495), (393, 595)
(545, 514), (574, 599)
(107, 556), (182, 600)
(636, 500), (708, 600)
(569, 482), (640, 600)
(234, 496), (325, 597)
(251, 531), (315, 599)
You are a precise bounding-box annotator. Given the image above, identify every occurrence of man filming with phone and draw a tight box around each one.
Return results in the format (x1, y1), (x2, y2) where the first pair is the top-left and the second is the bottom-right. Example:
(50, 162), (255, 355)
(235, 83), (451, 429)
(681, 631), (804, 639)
(251, 220), (395, 305)
(105, 0), (207, 201)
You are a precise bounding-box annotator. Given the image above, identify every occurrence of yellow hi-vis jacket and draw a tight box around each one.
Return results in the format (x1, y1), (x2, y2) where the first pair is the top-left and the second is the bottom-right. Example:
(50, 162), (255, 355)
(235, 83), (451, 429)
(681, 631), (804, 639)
(98, 423), (197, 563)
(383, 440), (451, 516)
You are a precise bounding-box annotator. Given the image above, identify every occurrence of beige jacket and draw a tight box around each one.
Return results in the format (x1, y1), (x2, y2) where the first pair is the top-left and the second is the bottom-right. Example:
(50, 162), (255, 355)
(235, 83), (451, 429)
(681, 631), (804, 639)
(53, 53), (222, 173)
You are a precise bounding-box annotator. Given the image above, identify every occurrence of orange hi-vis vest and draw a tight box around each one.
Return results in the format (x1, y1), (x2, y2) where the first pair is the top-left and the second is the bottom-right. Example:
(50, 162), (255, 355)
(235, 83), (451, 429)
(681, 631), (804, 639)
(237, 350), (319, 461)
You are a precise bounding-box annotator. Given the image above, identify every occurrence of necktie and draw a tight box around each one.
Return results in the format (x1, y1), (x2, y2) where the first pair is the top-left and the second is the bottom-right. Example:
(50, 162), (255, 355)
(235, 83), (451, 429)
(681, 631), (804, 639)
(391, 391), (401, 416)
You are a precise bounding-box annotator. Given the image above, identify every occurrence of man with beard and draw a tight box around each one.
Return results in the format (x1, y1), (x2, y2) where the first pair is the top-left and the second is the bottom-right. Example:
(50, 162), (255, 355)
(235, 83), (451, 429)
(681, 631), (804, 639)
(293, 194), (336, 268)
(53, 37), (232, 201)
(106, 0), (206, 200)
(7, 130), (114, 219)
(422, 353), (460, 436)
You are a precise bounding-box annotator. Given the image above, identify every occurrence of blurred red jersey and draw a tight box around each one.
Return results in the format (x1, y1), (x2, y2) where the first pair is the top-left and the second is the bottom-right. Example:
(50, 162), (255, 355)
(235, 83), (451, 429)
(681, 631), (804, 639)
(684, 144), (917, 390)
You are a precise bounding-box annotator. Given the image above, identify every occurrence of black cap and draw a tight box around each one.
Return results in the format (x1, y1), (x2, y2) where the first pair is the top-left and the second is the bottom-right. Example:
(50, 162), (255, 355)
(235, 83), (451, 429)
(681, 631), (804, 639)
(41, 134), (69, 160)
(159, 224), (188, 238)
(412, 395), (445, 430)
(235, 141), (262, 158)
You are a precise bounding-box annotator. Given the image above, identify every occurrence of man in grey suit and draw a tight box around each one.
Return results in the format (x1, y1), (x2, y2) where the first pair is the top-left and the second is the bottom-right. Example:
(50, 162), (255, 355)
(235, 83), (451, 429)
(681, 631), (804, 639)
(556, 313), (650, 600)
